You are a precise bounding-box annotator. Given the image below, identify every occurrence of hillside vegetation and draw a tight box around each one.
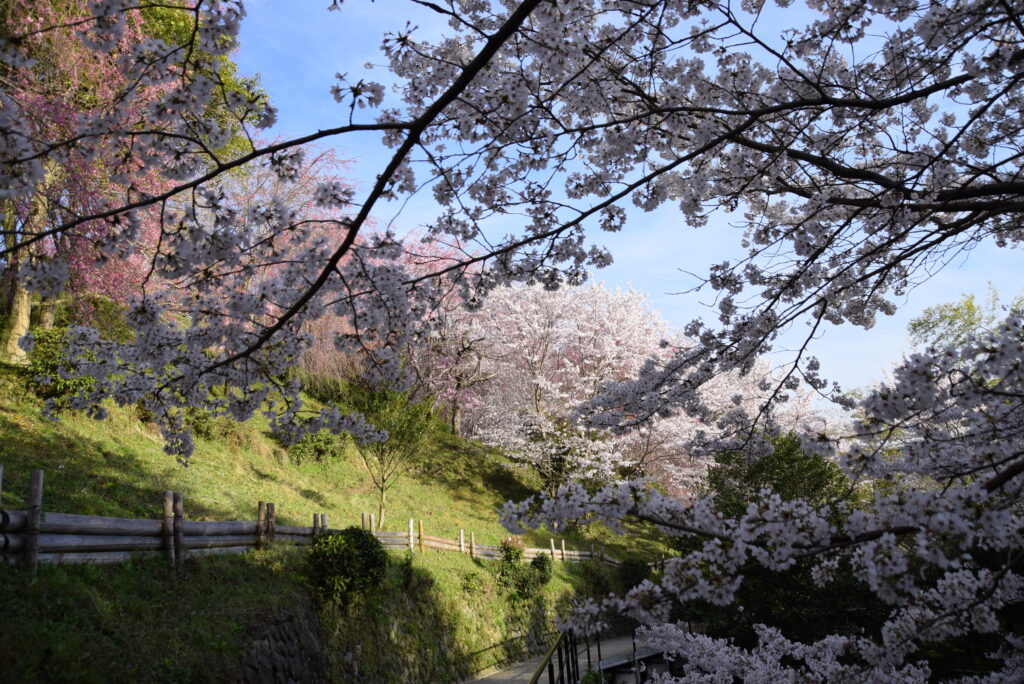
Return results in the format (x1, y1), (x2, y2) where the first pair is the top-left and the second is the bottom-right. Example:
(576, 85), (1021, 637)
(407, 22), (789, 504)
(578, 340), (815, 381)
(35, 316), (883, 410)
(0, 365), (667, 681)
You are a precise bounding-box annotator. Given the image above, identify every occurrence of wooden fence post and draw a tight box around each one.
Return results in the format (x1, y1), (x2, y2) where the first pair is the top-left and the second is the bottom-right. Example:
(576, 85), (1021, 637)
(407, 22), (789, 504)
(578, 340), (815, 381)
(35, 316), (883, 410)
(257, 501), (266, 549)
(561, 539), (566, 562)
(550, 538), (556, 560)
(312, 513), (320, 537)
(162, 491), (175, 566)
(320, 513), (328, 533)
(470, 532), (475, 558)
(369, 513), (375, 532)
(267, 503), (276, 544)
(172, 492), (185, 567)
(361, 512), (367, 530)
(25, 469), (43, 577)
(459, 529), (465, 553)
(408, 518), (415, 552)
(418, 520), (424, 554)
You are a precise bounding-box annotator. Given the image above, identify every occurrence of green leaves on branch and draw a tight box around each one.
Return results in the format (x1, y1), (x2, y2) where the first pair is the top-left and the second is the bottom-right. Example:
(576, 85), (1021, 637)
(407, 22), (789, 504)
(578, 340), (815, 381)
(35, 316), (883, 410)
(908, 285), (1024, 350)
(704, 433), (850, 519)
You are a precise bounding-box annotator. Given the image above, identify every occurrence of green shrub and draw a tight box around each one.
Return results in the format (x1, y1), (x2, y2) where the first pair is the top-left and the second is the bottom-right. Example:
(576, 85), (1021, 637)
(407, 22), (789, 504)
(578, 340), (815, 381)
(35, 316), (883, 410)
(24, 327), (93, 403)
(497, 538), (544, 599)
(305, 527), (388, 604)
(57, 294), (134, 343)
(499, 537), (524, 566)
(287, 428), (347, 465)
(618, 558), (650, 592)
(184, 407), (216, 440)
(497, 538), (525, 589)
(460, 570), (485, 594)
(530, 552), (553, 586)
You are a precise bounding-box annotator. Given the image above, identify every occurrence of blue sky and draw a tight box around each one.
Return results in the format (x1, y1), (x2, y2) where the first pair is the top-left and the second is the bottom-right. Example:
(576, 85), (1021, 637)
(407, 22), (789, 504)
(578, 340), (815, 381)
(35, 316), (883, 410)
(234, 1), (1023, 394)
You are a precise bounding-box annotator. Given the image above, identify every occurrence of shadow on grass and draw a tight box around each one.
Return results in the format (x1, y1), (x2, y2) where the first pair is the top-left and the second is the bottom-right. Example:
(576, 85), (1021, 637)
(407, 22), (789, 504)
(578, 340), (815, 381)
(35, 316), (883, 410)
(0, 413), (236, 521)
(323, 559), (480, 681)
(463, 595), (557, 677)
(416, 434), (537, 505)
(323, 557), (561, 682)
(298, 488), (328, 507)
(0, 548), (309, 683)
(248, 465), (279, 483)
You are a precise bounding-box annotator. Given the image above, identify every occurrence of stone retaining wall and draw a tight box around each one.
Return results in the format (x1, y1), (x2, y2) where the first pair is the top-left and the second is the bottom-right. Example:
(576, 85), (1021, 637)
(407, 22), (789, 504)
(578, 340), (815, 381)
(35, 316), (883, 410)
(238, 603), (329, 684)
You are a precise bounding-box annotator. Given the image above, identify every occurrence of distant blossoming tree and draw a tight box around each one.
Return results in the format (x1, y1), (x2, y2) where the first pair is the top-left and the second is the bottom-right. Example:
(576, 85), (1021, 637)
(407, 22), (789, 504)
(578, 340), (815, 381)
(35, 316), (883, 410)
(453, 282), (809, 495)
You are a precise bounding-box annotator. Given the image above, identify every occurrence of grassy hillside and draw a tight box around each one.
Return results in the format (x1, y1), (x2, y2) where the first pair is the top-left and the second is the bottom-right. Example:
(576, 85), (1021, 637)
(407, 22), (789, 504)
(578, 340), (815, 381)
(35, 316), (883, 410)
(0, 367), (665, 558)
(0, 365), (669, 681)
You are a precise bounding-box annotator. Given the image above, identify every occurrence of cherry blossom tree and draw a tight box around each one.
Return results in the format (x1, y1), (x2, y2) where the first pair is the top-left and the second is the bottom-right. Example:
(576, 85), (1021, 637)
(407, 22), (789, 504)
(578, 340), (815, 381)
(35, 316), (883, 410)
(198, 141), (366, 379)
(464, 282), (672, 491)
(3, 0), (1024, 678)
(459, 282), (812, 496)
(0, 0), (260, 361)
(0, 0), (163, 361)
(407, 294), (493, 434)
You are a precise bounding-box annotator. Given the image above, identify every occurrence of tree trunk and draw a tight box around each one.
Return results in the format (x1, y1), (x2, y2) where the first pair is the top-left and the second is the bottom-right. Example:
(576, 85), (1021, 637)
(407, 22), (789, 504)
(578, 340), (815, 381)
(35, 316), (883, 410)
(37, 296), (56, 330)
(377, 487), (386, 530)
(450, 402), (462, 436)
(0, 280), (30, 365)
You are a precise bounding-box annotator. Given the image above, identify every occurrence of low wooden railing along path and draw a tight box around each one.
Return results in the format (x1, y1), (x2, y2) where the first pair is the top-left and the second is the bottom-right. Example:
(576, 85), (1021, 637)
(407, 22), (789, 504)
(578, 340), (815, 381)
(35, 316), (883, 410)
(0, 466), (622, 576)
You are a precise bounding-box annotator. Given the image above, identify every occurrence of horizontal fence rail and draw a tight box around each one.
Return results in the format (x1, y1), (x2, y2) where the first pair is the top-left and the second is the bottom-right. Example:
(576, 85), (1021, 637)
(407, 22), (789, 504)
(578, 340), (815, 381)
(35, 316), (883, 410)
(1, 467), (638, 574)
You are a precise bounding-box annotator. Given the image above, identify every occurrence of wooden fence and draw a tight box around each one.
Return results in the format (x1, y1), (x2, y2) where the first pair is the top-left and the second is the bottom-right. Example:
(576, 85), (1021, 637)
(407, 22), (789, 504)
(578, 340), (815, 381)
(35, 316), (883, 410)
(360, 514), (620, 566)
(0, 467), (621, 575)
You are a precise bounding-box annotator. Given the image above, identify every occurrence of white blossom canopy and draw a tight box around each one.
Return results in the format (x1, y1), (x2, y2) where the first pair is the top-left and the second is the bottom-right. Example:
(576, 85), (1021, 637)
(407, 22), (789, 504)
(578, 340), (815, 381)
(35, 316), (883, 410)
(3, 0), (1024, 679)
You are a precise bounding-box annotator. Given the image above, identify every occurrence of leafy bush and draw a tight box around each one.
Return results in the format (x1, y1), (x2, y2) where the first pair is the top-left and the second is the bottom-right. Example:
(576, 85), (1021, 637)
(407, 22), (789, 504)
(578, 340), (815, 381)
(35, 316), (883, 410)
(460, 570), (485, 594)
(305, 527), (388, 604)
(184, 407), (216, 440)
(57, 294), (134, 343)
(23, 295), (136, 404)
(530, 552), (553, 586)
(618, 558), (650, 592)
(499, 537), (524, 566)
(24, 327), (93, 403)
(497, 538), (525, 589)
(496, 540), (558, 600)
(287, 428), (348, 465)
(497, 537), (547, 599)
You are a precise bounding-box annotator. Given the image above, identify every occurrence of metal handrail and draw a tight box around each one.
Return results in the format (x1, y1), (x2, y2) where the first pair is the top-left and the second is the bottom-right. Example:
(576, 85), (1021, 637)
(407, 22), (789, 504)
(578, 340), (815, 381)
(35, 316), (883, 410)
(528, 629), (580, 684)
